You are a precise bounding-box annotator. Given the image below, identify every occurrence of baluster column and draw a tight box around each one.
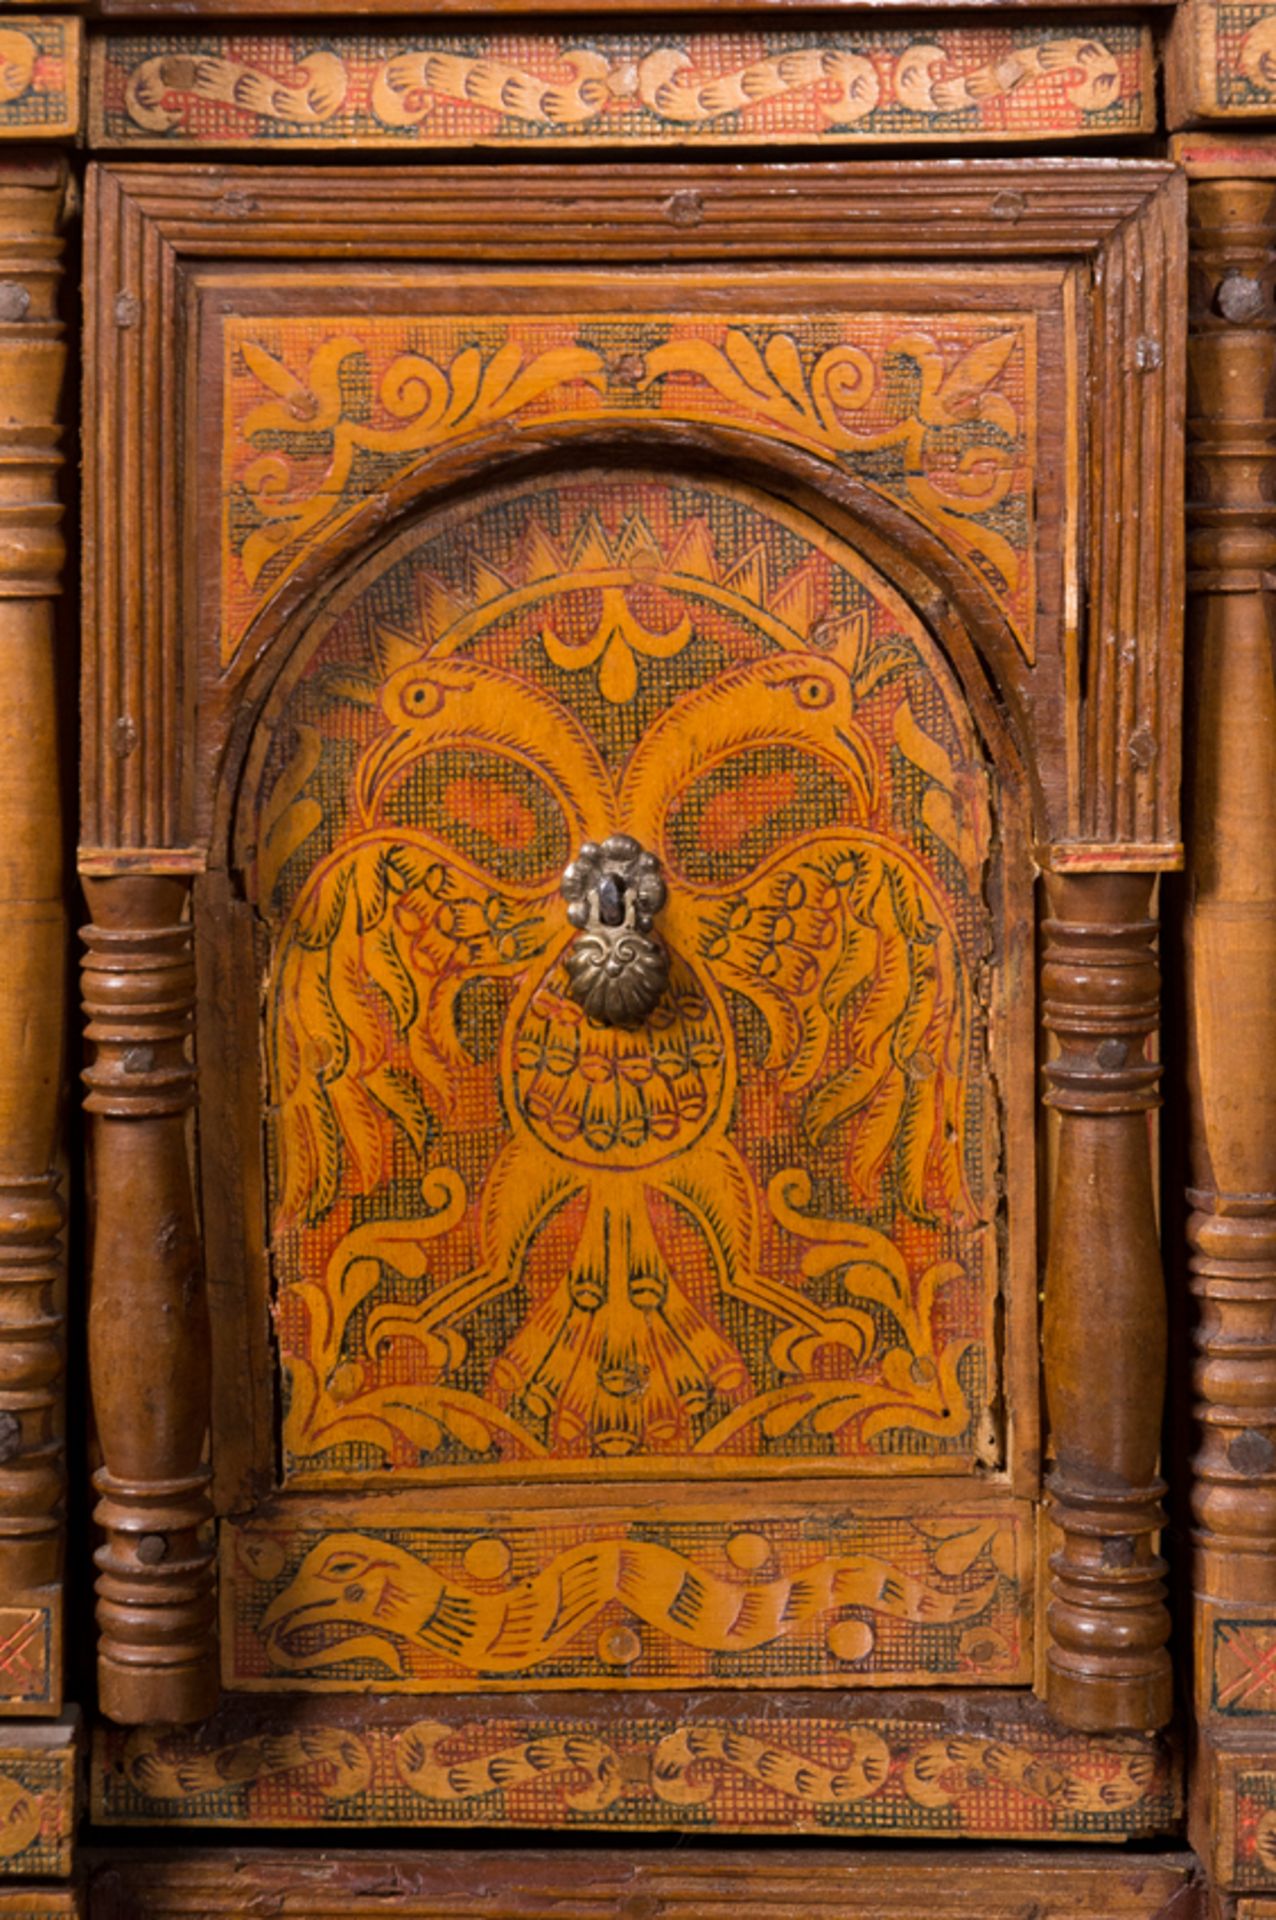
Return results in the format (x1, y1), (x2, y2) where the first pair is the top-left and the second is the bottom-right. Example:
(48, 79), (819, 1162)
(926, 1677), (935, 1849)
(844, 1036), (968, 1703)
(81, 873), (218, 1724)
(1041, 870), (1172, 1731)
(0, 157), (71, 1714)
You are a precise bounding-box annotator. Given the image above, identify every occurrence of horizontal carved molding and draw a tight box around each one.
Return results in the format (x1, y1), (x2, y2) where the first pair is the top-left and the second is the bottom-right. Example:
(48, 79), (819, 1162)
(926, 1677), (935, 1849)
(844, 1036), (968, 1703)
(91, 1689), (1180, 1839)
(87, 25), (1155, 151)
(91, 0), (1175, 16)
(78, 1850), (1196, 1920)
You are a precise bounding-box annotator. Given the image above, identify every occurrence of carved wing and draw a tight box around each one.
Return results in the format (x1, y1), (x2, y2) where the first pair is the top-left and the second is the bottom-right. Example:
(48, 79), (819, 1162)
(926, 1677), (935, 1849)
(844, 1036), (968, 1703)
(269, 831), (562, 1225)
(689, 833), (976, 1223)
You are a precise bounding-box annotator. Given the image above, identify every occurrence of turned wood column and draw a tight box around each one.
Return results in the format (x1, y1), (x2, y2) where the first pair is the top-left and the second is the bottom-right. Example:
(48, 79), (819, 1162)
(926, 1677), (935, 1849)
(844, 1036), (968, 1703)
(81, 873), (218, 1724)
(1041, 871), (1172, 1732)
(1185, 179), (1276, 1614)
(0, 159), (70, 1716)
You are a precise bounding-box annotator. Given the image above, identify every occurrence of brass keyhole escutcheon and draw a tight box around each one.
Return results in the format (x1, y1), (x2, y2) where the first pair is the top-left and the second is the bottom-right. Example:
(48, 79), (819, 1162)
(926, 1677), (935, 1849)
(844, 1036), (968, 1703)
(560, 834), (669, 1027)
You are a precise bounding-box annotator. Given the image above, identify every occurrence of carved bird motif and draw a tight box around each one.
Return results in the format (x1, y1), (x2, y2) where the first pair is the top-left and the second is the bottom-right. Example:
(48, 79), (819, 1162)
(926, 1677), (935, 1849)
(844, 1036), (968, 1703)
(257, 1529), (996, 1678)
(268, 639), (976, 1463)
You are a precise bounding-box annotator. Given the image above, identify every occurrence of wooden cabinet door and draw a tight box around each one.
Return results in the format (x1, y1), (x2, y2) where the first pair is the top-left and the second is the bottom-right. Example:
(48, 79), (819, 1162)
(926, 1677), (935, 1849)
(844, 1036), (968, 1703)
(79, 159), (1184, 1847)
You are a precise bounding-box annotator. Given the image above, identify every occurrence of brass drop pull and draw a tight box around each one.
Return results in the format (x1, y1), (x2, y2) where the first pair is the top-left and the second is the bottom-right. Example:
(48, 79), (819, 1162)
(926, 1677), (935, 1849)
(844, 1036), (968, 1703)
(560, 834), (669, 1027)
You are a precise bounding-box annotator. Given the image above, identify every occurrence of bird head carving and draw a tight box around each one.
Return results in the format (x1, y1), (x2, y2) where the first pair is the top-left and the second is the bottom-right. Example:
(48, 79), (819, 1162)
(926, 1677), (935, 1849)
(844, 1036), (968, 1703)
(622, 650), (878, 849)
(259, 1533), (434, 1675)
(354, 654), (612, 835)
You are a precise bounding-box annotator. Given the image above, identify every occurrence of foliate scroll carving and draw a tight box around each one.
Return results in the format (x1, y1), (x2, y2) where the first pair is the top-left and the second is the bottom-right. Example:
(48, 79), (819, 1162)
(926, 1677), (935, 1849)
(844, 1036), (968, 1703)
(1040, 872), (1171, 1732)
(81, 876), (218, 1726)
(91, 1694), (1178, 1840)
(89, 26), (1154, 151)
(221, 310), (1037, 669)
(0, 160), (71, 1717)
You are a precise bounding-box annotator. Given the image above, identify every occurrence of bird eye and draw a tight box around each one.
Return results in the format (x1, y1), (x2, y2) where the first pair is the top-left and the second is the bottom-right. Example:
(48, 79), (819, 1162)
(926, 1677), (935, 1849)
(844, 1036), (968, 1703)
(400, 677), (443, 716)
(788, 675), (834, 710)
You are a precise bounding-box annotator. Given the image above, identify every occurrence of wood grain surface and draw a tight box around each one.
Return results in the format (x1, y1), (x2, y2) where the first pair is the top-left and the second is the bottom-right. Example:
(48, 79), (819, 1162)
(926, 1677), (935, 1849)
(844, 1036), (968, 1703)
(1181, 156), (1276, 1911)
(83, 1848), (1200, 1919)
(0, 158), (69, 1720)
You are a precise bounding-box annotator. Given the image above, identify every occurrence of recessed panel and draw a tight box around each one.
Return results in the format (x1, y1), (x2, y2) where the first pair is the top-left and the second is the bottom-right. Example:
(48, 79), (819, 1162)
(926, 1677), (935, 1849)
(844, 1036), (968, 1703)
(250, 471), (1002, 1485)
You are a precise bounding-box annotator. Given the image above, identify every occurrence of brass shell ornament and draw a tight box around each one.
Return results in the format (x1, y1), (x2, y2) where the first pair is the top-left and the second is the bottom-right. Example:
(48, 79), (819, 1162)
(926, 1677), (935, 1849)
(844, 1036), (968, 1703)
(560, 835), (669, 1027)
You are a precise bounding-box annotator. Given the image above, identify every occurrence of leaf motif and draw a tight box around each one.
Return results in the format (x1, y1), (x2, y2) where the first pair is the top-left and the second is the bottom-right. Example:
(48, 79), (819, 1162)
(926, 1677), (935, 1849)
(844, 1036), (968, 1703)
(820, 917), (876, 1021)
(642, 338), (772, 420)
(366, 1065), (432, 1156)
(894, 1075), (938, 1222)
(484, 346), (607, 421)
(804, 1055), (883, 1145)
(861, 1340), (972, 1444)
(443, 344), (483, 427)
(328, 1075), (386, 1196)
(853, 642), (914, 699)
(938, 332), (1017, 418)
(260, 775), (323, 906)
(328, 941), (387, 1077)
(475, 339), (525, 413)
(847, 1070), (908, 1205)
(761, 1386), (823, 1439)
(240, 339), (307, 410)
(724, 328), (779, 403)
(891, 938), (941, 1071)
(365, 921), (418, 1032)
(894, 697), (957, 790)
(762, 333), (813, 417)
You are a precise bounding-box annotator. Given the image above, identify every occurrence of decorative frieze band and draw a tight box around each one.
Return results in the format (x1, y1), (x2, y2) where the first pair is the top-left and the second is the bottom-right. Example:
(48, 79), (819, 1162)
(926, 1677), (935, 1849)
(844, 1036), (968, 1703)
(88, 25), (1155, 151)
(92, 1692), (1180, 1840)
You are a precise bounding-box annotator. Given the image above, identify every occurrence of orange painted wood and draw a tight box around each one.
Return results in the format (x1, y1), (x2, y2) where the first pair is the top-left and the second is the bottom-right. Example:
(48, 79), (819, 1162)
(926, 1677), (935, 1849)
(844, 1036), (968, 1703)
(1168, 0), (1276, 125)
(85, 25), (1157, 150)
(81, 160), (1184, 866)
(89, 1688), (1181, 1841)
(0, 19), (80, 141)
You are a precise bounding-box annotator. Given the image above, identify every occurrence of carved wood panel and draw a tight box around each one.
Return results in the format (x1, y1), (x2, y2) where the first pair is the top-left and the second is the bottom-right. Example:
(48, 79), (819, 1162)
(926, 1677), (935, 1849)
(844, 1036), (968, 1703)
(247, 471), (1009, 1487)
(78, 163), (1183, 1844)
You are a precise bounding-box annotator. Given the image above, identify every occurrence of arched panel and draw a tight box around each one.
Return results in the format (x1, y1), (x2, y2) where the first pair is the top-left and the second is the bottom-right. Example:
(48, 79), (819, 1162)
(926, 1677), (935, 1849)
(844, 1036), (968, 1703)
(240, 467), (1021, 1490)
